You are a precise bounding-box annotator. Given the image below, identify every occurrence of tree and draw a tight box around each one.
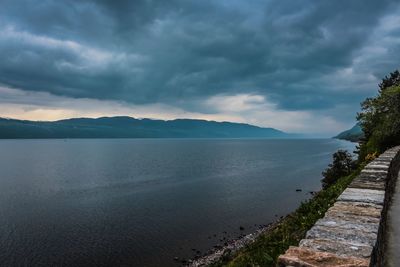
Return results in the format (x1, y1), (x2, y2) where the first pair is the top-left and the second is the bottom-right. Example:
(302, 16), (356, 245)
(321, 150), (355, 189)
(379, 70), (400, 92)
(357, 70), (400, 160)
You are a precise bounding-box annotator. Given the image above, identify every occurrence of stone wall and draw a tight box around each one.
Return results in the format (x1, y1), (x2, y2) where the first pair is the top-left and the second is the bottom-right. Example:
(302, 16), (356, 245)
(278, 145), (400, 267)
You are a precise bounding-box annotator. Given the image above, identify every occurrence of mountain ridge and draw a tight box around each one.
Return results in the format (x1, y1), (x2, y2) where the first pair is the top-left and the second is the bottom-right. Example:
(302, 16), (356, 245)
(334, 123), (364, 142)
(0, 116), (294, 139)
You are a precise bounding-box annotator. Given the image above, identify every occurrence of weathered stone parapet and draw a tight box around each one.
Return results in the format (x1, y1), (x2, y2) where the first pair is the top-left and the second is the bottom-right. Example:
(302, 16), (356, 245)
(278, 146), (400, 267)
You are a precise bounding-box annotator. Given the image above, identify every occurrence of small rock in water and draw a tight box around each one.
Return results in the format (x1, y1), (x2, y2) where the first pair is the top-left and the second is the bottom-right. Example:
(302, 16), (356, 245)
(296, 189), (302, 192)
(239, 226), (245, 231)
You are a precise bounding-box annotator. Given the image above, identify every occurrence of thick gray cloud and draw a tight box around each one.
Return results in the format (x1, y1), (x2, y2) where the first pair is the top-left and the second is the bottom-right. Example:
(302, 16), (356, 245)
(0, 0), (400, 129)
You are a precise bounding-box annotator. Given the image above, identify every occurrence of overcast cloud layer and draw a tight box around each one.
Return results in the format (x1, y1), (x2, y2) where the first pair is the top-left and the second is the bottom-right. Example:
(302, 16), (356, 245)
(1, 0), (400, 135)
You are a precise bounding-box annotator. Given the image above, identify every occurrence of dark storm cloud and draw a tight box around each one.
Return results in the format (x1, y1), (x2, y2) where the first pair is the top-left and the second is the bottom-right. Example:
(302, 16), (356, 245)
(0, 0), (400, 114)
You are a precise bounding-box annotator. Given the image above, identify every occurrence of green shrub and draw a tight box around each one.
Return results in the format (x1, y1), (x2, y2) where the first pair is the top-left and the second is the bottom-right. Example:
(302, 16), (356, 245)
(321, 150), (356, 189)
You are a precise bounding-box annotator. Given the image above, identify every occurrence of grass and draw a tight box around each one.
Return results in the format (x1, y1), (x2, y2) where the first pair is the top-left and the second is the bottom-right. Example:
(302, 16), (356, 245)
(210, 171), (358, 267)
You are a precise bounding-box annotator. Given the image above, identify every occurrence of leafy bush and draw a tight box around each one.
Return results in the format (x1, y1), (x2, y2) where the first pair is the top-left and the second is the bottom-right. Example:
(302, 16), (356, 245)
(321, 150), (356, 189)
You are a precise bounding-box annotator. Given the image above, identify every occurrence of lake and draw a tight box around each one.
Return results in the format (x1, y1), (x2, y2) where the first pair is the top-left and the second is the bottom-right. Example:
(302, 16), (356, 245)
(0, 139), (355, 266)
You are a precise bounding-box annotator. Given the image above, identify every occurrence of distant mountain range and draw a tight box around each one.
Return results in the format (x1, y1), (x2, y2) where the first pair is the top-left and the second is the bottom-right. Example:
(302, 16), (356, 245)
(334, 123), (364, 142)
(0, 116), (294, 139)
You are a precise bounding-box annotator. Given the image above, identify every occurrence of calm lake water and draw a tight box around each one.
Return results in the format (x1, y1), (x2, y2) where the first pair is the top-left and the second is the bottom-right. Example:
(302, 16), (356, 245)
(0, 139), (355, 266)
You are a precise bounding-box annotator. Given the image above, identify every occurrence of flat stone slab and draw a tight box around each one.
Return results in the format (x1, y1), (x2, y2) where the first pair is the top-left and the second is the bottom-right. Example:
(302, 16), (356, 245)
(364, 168), (389, 172)
(326, 201), (383, 218)
(366, 163), (390, 169)
(367, 161), (391, 166)
(300, 238), (373, 259)
(382, 151), (399, 155)
(324, 212), (381, 226)
(372, 158), (393, 162)
(356, 174), (387, 182)
(337, 188), (385, 205)
(361, 169), (388, 174)
(349, 177), (386, 190)
(377, 156), (396, 160)
(371, 161), (392, 166)
(355, 173), (387, 181)
(349, 181), (385, 190)
(278, 246), (369, 267)
(315, 217), (379, 233)
(305, 225), (377, 246)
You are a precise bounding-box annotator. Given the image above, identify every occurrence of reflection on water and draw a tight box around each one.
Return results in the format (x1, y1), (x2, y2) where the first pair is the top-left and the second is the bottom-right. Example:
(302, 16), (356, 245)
(0, 139), (355, 266)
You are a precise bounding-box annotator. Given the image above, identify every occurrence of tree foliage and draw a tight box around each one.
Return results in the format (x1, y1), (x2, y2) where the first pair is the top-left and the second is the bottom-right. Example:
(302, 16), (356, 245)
(357, 70), (400, 160)
(321, 150), (355, 189)
(378, 70), (400, 92)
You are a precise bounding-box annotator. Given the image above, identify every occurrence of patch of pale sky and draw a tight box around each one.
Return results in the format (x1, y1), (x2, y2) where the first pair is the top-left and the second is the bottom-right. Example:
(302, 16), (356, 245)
(0, 86), (347, 135)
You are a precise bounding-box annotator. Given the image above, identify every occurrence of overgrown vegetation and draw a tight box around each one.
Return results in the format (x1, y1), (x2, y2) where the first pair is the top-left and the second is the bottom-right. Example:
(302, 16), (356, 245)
(211, 171), (358, 267)
(357, 70), (400, 161)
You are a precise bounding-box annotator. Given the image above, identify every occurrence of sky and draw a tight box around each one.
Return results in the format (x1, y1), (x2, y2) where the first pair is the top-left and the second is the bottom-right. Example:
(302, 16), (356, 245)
(0, 0), (400, 136)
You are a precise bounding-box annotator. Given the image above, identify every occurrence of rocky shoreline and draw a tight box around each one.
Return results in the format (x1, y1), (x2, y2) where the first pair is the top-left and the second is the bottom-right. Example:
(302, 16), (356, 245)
(184, 190), (316, 266)
(186, 218), (284, 267)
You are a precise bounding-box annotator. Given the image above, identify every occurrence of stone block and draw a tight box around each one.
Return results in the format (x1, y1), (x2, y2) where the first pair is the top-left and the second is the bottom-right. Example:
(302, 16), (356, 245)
(278, 246), (369, 267)
(305, 225), (377, 246)
(349, 176), (386, 190)
(337, 188), (385, 205)
(299, 238), (373, 259)
(361, 169), (388, 174)
(315, 217), (379, 233)
(326, 201), (383, 218)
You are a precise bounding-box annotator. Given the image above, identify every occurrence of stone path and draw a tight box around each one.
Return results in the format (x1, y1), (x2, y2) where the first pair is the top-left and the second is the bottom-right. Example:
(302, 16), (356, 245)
(385, 168), (400, 267)
(278, 146), (400, 267)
